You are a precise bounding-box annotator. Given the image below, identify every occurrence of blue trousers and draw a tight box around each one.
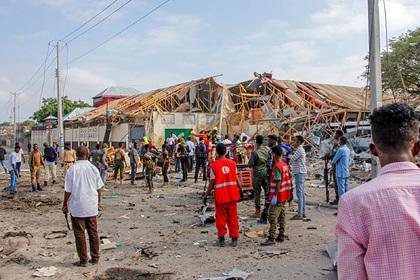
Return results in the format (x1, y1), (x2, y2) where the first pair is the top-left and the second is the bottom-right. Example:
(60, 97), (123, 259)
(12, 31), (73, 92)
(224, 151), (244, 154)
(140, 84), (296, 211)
(294, 173), (306, 216)
(10, 170), (17, 193)
(0, 160), (7, 173)
(337, 176), (349, 197)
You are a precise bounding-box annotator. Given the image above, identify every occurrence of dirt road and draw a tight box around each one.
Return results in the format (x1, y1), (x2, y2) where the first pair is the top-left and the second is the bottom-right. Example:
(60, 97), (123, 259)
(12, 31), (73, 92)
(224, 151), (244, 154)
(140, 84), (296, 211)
(0, 168), (338, 280)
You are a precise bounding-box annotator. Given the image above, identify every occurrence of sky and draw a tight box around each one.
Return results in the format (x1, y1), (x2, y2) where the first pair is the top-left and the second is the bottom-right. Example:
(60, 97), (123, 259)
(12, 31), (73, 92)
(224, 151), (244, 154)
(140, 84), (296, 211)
(0, 0), (419, 122)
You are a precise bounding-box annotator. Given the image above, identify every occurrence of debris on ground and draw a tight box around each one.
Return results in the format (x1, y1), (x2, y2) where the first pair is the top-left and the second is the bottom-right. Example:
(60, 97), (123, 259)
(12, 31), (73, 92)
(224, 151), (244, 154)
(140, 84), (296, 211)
(0, 232), (32, 256)
(193, 240), (207, 247)
(3, 231), (33, 240)
(0, 197), (61, 211)
(140, 248), (159, 259)
(43, 230), (67, 239)
(198, 214), (215, 224)
(6, 254), (31, 265)
(244, 229), (266, 238)
(32, 266), (58, 277)
(102, 195), (119, 200)
(197, 268), (250, 280)
(258, 249), (289, 258)
(93, 267), (173, 280)
(100, 238), (118, 250)
(148, 263), (159, 269)
(325, 240), (338, 269)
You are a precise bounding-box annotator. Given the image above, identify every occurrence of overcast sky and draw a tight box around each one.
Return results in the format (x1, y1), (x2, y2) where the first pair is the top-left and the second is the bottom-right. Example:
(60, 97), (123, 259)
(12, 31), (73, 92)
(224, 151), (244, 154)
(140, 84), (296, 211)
(0, 0), (419, 122)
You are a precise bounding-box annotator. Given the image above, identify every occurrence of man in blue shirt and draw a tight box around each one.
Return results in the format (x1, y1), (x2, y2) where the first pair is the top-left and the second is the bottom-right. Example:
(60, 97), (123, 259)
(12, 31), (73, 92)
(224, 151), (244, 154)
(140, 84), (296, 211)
(332, 136), (351, 197)
(8, 146), (19, 195)
(43, 142), (58, 186)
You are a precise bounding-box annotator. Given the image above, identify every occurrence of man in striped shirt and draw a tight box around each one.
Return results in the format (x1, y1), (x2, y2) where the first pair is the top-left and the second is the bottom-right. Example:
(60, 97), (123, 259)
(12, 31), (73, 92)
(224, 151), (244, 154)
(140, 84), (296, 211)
(289, 135), (307, 220)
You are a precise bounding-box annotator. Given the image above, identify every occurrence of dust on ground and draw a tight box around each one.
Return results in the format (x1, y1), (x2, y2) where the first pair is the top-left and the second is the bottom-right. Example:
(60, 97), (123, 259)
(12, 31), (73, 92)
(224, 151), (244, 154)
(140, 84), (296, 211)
(0, 162), (348, 280)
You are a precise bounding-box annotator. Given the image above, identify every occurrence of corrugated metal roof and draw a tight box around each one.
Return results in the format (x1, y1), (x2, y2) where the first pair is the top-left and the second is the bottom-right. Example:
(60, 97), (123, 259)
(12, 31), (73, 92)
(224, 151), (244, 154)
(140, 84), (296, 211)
(92, 86), (140, 99)
(63, 107), (94, 121)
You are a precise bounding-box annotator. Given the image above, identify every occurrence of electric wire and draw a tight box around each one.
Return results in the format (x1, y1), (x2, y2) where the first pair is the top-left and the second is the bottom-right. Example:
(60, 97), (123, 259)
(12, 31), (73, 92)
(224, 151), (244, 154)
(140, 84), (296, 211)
(15, 45), (54, 93)
(15, 0), (120, 95)
(60, 0), (119, 41)
(69, 0), (171, 64)
(66, 0), (134, 44)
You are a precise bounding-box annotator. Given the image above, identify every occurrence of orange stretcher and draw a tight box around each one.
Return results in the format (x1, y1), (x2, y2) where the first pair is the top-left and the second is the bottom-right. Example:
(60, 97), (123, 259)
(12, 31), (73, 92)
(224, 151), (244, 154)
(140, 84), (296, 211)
(237, 164), (253, 192)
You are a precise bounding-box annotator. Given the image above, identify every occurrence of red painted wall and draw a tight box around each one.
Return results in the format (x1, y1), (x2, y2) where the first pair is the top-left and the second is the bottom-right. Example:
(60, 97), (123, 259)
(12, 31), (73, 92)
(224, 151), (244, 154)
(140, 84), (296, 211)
(93, 96), (127, 107)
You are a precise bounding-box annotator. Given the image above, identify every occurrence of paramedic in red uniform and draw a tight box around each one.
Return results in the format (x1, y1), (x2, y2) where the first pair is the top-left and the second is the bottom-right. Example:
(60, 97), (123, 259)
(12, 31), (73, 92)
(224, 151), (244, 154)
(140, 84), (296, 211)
(203, 143), (242, 247)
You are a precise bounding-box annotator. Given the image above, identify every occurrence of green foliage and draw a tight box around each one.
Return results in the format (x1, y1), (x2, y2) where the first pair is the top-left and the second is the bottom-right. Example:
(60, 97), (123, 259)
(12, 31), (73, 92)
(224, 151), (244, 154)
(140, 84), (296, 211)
(20, 119), (36, 127)
(31, 96), (90, 123)
(363, 28), (420, 99)
(382, 28), (420, 98)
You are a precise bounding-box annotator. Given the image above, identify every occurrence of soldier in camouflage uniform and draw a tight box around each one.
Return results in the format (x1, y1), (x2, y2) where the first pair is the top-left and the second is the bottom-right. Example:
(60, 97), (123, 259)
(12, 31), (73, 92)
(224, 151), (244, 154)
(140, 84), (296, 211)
(248, 135), (270, 218)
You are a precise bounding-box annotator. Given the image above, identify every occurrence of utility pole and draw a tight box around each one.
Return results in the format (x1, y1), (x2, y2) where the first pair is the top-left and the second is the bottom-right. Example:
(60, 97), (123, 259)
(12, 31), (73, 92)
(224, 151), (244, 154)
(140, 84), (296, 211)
(56, 42), (64, 156)
(368, 0), (382, 177)
(12, 92), (17, 144)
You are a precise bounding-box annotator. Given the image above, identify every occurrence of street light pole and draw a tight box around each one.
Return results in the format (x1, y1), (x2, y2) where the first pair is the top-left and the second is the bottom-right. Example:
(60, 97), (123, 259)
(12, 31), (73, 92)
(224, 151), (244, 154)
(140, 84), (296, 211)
(368, 0), (382, 177)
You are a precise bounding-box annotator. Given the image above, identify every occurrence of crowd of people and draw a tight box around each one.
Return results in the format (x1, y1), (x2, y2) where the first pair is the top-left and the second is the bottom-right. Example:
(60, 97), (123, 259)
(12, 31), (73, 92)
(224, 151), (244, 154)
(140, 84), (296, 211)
(2, 103), (418, 278)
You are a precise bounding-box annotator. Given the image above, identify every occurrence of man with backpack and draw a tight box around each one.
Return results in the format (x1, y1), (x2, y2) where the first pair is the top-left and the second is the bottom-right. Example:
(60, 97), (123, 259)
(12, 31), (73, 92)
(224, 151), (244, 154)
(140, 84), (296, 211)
(43, 142), (58, 186)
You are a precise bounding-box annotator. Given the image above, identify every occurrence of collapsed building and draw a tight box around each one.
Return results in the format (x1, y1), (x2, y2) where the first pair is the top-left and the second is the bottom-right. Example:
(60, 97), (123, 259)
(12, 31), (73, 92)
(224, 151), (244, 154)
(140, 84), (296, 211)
(63, 76), (224, 149)
(225, 73), (379, 154)
(32, 72), (410, 152)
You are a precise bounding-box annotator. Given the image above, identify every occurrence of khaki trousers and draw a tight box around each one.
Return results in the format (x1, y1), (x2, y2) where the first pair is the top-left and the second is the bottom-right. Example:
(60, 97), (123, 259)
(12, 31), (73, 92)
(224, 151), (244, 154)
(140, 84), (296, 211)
(31, 166), (42, 185)
(64, 162), (74, 176)
(268, 201), (286, 239)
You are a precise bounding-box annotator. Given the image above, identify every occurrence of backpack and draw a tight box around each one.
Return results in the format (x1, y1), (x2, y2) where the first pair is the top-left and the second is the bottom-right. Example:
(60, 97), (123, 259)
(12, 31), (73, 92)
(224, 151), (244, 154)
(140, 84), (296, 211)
(196, 143), (207, 159)
(44, 147), (55, 161)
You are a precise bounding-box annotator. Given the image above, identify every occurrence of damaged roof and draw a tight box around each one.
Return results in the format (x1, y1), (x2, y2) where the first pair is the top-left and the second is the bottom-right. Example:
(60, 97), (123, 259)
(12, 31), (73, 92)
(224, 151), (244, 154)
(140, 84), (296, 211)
(66, 76), (223, 124)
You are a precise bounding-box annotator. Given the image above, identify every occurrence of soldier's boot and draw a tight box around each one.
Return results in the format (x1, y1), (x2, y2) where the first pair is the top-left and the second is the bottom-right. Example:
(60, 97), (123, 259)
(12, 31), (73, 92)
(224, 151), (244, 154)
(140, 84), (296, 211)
(260, 238), (276, 246)
(258, 213), (268, 224)
(276, 234), (285, 243)
(37, 184), (43, 191)
(32, 185), (37, 192)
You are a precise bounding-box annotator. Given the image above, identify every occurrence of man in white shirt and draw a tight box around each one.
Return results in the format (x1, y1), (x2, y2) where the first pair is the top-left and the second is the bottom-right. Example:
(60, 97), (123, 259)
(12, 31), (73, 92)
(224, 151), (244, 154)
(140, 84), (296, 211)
(222, 135), (232, 158)
(15, 144), (25, 177)
(186, 136), (195, 172)
(167, 132), (178, 156)
(63, 146), (104, 267)
(8, 146), (19, 195)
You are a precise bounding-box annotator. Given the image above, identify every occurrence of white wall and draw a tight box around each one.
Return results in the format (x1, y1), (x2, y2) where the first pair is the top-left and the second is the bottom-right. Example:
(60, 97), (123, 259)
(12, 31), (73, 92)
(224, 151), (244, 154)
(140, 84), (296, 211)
(31, 128), (59, 146)
(62, 123), (128, 146)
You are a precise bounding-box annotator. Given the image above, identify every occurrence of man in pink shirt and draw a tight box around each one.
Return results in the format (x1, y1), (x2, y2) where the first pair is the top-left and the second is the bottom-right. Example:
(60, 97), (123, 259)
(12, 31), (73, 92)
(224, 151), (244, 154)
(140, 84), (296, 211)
(336, 103), (420, 280)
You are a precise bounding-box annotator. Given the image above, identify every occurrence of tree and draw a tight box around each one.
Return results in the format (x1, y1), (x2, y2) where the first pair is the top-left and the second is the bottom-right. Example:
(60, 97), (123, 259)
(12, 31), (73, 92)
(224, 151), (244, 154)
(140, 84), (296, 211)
(31, 96), (90, 123)
(363, 28), (420, 99)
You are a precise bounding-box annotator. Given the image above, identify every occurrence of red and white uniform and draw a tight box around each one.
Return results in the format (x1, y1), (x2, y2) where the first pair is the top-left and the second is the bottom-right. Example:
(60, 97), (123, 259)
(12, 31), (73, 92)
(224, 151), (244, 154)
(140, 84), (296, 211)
(269, 160), (292, 202)
(210, 158), (240, 238)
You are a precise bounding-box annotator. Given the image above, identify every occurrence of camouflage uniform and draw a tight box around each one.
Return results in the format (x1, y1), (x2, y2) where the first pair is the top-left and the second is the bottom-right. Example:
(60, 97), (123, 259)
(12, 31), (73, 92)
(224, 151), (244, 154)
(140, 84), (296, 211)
(248, 145), (269, 212)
